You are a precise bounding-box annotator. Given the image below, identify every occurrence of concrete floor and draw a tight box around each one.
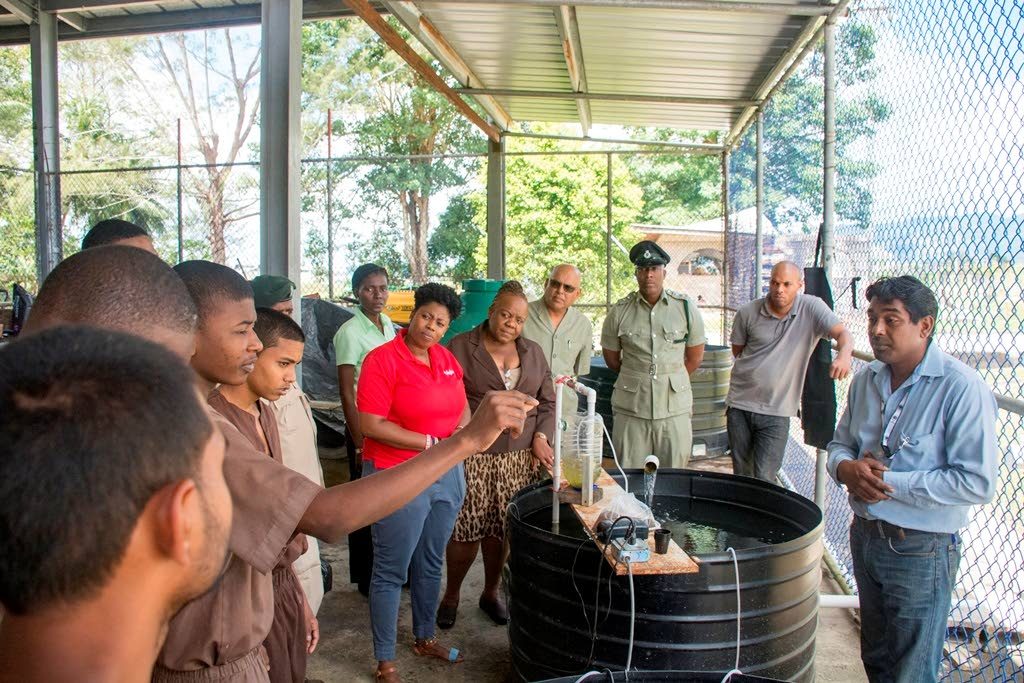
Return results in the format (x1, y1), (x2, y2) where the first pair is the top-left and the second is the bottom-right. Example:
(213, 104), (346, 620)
(307, 451), (867, 682)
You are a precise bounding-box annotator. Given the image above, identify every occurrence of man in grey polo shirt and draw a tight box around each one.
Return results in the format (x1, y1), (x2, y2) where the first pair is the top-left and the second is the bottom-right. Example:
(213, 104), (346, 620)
(728, 261), (853, 482)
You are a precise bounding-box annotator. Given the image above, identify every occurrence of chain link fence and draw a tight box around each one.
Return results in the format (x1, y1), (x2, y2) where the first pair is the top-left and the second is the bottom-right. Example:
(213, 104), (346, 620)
(728, 2), (1024, 680)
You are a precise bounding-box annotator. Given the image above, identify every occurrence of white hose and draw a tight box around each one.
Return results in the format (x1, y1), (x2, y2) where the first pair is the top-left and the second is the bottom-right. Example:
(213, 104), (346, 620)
(601, 419), (629, 493)
(625, 557), (635, 680)
(720, 547), (743, 683)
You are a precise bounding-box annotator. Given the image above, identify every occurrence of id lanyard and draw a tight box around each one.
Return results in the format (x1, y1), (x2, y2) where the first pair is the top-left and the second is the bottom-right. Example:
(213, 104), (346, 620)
(880, 390), (910, 458)
(880, 378), (928, 458)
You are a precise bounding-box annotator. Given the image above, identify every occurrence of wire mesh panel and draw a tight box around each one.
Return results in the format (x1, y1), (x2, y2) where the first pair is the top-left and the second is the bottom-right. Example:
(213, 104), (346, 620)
(727, 2), (1024, 679)
(0, 166), (36, 289)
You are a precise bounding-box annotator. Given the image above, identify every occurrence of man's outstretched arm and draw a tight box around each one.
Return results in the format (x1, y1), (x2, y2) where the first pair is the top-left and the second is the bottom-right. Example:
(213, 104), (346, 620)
(299, 391), (537, 542)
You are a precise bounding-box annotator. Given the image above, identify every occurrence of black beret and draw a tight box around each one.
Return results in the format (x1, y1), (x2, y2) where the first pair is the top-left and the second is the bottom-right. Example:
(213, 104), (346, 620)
(629, 240), (670, 267)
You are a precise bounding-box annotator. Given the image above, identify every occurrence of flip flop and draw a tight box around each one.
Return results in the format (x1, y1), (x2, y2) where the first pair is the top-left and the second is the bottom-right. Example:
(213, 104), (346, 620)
(478, 596), (509, 625)
(413, 637), (464, 663)
(436, 602), (458, 630)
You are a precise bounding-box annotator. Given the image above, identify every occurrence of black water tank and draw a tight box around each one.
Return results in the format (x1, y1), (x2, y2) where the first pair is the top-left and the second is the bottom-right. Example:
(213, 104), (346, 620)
(507, 470), (823, 682)
(539, 672), (780, 682)
(580, 345), (732, 458)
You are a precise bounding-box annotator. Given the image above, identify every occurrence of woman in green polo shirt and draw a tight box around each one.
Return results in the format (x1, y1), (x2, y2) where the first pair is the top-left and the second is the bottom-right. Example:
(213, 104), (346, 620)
(333, 263), (394, 596)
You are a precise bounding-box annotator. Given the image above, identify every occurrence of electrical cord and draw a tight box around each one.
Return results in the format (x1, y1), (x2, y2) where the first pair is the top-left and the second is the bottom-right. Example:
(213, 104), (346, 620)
(624, 557), (636, 680)
(720, 546), (743, 683)
(601, 419), (629, 492)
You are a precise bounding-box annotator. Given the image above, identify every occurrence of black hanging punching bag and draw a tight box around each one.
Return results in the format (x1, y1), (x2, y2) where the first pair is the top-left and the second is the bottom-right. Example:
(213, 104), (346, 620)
(801, 252), (838, 449)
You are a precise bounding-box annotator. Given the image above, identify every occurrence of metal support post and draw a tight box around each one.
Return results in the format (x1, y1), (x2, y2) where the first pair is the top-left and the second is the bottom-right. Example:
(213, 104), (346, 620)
(486, 136), (506, 280)
(754, 111), (764, 298)
(720, 150), (729, 343)
(326, 108), (334, 299)
(259, 0), (303, 316)
(822, 16), (837, 277)
(30, 11), (61, 283)
(176, 118), (184, 263)
(815, 16), (838, 511)
(605, 153), (612, 309)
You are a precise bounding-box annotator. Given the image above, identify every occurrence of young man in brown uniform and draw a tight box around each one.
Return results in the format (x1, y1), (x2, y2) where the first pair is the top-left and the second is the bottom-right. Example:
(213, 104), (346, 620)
(0, 326), (233, 683)
(213, 308), (318, 683)
(163, 260), (536, 682)
(22, 250), (535, 682)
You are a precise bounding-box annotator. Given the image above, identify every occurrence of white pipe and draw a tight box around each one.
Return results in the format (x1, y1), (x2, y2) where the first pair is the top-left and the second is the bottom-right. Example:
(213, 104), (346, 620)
(553, 383), (563, 529)
(819, 594), (859, 609)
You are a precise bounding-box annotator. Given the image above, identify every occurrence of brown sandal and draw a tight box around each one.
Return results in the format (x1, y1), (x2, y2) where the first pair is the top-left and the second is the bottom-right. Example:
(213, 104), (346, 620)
(412, 636), (464, 663)
(375, 663), (400, 682)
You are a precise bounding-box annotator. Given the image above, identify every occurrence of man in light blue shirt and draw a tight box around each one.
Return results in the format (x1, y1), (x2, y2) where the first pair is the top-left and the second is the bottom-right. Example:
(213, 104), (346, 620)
(827, 276), (997, 683)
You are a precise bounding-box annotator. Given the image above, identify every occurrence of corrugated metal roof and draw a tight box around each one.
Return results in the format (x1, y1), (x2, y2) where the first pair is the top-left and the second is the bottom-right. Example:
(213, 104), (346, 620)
(1, 0), (836, 140)
(414, 0), (832, 135)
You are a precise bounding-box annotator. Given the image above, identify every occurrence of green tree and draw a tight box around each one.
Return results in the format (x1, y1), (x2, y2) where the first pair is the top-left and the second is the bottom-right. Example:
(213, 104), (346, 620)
(470, 139), (645, 305)
(0, 47), (34, 288)
(428, 194), (484, 282)
(729, 18), (891, 231)
(301, 19), (484, 284)
(624, 128), (722, 227)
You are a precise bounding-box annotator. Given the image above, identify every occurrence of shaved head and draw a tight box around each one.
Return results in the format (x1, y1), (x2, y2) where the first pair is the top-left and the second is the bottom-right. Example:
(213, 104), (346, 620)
(767, 260), (804, 314)
(771, 261), (803, 282)
(26, 246), (197, 360)
(549, 263), (581, 281)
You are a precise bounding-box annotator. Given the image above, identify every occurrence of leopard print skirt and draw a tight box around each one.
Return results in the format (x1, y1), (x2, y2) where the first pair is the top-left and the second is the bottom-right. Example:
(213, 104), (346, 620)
(452, 449), (538, 542)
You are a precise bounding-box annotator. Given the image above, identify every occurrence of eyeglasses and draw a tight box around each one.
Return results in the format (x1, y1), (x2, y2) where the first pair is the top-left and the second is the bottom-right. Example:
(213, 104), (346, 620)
(547, 279), (577, 294)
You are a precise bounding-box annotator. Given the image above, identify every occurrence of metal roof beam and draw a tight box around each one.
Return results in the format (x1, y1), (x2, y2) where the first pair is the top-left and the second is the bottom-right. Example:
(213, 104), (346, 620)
(39, 0), (158, 10)
(57, 11), (87, 30)
(421, 0), (836, 17)
(381, 0), (512, 130)
(553, 4), (591, 135)
(726, 0), (849, 147)
(457, 87), (758, 108)
(343, 0), (502, 142)
(0, 1), (360, 44)
(506, 130), (723, 152)
(0, 0), (36, 23)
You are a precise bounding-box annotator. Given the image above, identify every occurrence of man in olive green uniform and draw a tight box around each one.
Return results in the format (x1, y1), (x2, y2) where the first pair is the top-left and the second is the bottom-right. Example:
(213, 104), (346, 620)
(522, 263), (594, 416)
(601, 241), (706, 469)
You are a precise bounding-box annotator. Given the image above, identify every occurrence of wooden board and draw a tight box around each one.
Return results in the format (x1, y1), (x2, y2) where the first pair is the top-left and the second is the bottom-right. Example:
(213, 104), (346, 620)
(568, 469), (699, 576)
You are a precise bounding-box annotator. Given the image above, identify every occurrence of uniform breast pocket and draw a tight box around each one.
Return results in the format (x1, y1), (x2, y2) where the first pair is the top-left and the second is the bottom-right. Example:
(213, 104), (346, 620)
(662, 323), (687, 345)
(890, 431), (943, 470)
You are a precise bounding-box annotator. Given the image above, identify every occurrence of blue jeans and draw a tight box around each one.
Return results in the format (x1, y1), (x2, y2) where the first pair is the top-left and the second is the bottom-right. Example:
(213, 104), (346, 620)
(727, 407), (790, 483)
(365, 461), (465, 661)
(850, 518), (961, 683)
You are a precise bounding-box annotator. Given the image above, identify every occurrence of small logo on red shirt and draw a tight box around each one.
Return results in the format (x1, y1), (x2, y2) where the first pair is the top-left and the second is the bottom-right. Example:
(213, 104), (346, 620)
(443, 369), (455, 376)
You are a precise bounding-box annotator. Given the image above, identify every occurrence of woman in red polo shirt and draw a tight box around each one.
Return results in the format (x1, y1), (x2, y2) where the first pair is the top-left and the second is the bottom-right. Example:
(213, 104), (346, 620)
(357, 283), (469, 683)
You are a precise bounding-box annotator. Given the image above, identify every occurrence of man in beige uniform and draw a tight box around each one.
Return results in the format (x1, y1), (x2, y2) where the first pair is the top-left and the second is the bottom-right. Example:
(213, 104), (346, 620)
(522, 263), (594, 416)
(270, 384), (326, 614)
(601, 241), (706, 469)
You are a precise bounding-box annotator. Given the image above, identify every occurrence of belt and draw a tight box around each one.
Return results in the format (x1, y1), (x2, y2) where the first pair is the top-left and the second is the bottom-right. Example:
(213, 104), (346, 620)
(620, 360), (685, 377)
(853, 515), (942, 541)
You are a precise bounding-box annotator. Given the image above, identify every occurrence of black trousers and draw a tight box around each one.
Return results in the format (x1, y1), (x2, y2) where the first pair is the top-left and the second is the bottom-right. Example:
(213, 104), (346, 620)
(346, 432), (374, 590)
